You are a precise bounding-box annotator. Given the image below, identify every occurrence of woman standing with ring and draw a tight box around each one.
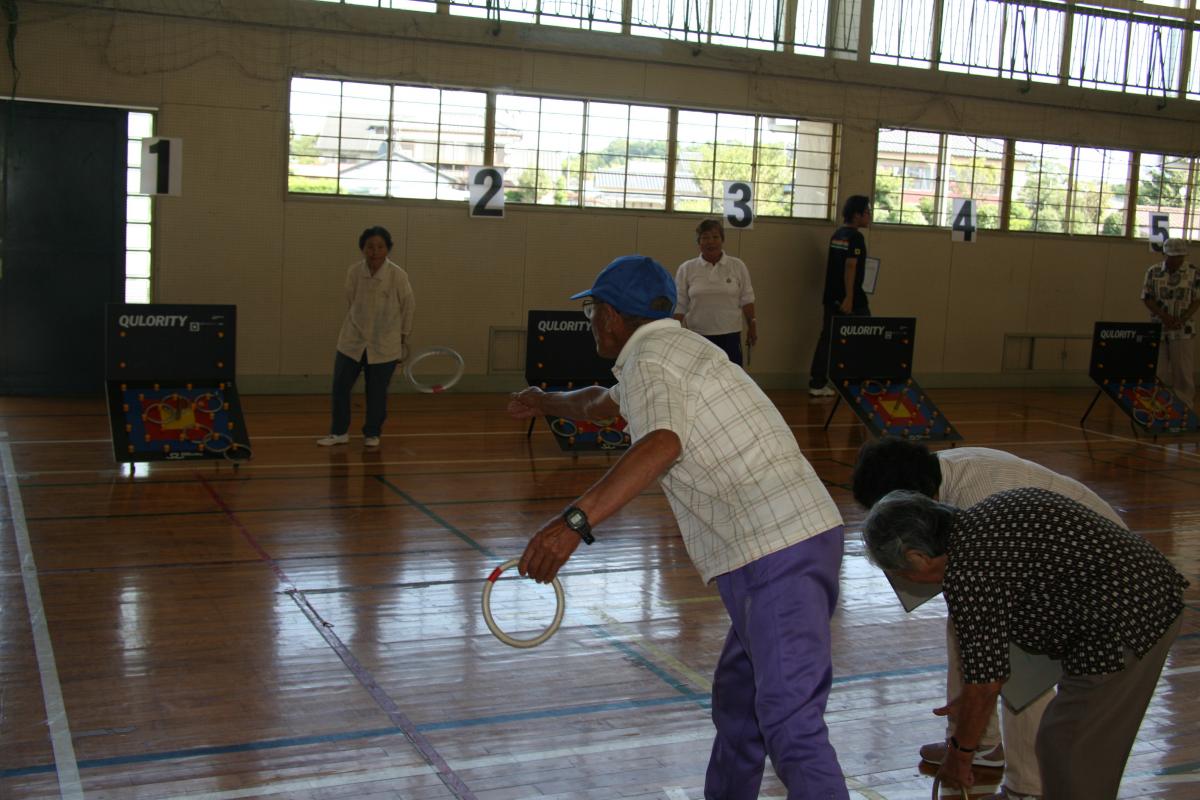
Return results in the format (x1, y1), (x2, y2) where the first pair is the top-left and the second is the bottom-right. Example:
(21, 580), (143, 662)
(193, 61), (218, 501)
(673, 219), (757, 366)
(317, 225), (415, 448)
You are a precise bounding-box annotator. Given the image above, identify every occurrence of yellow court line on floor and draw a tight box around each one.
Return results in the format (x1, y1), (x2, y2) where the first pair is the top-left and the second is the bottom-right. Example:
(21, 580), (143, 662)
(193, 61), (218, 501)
(592, 607), (714, 693)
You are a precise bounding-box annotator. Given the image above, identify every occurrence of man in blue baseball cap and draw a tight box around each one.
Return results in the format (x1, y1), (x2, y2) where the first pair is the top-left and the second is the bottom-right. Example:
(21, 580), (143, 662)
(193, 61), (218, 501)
(508, 255), (850, 799)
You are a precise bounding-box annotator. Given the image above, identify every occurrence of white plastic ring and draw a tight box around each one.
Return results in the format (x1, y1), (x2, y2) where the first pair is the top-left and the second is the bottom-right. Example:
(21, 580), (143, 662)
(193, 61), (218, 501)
(481, 558), (565, 649)
(405, 346), (465, 394)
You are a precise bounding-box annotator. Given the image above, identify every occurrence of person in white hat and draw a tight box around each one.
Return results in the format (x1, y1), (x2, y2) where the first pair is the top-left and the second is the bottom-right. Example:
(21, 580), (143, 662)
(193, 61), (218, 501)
(1141, 238), (1199, 406)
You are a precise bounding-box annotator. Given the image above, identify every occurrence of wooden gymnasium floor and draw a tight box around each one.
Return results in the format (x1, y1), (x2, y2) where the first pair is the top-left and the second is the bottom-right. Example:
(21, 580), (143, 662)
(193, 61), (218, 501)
(1, 388), (1198, 800)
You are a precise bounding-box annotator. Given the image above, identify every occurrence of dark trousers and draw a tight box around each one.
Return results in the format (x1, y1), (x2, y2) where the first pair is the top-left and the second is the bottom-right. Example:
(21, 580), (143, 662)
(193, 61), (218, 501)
(808, 303), (870, 389)
(702, 331), (744, 366)
(330, 351), (399, 437)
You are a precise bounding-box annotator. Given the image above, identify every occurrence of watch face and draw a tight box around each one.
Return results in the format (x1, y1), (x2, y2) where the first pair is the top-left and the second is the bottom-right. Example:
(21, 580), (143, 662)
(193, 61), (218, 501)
(565, 509), (585, 528)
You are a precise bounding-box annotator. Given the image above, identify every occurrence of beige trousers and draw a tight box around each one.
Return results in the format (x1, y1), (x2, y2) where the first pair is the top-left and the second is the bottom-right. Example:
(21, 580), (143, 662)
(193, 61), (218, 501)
(1157, 336), (1195, 408)
(946, 619), (1050, 796)
(1035, 614), (1181, 800)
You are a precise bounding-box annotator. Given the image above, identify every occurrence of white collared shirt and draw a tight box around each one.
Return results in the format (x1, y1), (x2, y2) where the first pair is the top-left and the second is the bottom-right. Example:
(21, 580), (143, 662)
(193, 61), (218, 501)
(937, 447), (1124, 527)
(336, 259), (415, 364)
(674, 253), (755, 335)
(608, 319), (842, 582)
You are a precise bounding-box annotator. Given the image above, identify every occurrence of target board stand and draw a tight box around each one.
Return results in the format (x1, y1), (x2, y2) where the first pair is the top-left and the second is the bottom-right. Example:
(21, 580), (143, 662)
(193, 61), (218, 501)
(105, 304), (252, 469)
(1081, 321), (1199, 438)
(823, 316), (961, 442)
(524, 310), (631, 452)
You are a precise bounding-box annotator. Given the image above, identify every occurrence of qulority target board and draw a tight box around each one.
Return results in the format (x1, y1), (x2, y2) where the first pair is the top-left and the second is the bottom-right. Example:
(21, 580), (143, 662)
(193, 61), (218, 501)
(109, 381), (250, 460)
(827, 316), (960, 441)
(1082, 321), (1199, 434)
(105, 304), (251, 462)
(525, 310), (631, 452)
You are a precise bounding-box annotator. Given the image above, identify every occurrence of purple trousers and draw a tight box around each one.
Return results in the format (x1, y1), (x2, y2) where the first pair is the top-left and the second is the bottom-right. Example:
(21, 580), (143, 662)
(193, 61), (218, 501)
(704, 526), (848, 800)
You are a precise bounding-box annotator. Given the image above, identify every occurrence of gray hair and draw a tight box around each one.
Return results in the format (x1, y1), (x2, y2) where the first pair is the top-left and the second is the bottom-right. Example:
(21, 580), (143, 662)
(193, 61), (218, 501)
(862, 490), (957, 572)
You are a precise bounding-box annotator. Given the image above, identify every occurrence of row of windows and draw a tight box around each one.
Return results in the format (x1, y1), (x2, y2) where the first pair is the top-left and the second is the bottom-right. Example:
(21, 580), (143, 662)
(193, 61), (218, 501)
(288, 77), (839, 218)
(313, 0), (1200, 100)
(876, 126), (1200, 239)
(291, 76), (1200, 241)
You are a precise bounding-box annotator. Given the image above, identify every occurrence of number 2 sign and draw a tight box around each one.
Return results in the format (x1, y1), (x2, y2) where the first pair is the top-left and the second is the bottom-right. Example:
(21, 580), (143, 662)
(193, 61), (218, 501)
(469, 167), (506, 218)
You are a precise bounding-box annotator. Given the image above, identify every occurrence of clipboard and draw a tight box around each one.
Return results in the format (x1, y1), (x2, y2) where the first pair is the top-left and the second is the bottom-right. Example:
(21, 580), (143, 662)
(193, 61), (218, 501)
(885, 574), (1062, 712)
(862, 256), (880, 294)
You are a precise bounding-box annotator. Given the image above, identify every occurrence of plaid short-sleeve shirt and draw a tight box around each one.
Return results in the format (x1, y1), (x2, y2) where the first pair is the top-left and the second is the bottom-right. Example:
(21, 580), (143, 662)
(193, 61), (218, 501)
(1142, 261), (1200, 340)
(945, 487), (1187, 683)
(609, 319), (842, 582)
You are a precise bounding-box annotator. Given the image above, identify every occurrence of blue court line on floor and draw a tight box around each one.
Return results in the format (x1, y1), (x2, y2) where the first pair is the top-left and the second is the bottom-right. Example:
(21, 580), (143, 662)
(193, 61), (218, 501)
(7, 650), (1198, 781)
(0, 664), (945, 778)
(373, 475), (496, 557)
(585, 623), (710, 706)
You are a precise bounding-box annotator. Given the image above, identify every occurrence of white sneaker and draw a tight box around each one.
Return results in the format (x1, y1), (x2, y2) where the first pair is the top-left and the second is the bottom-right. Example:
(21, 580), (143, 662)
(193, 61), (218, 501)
(317, 434), (349, 446)
(808, 386), (836, 397)
(363, 436), (381, 447)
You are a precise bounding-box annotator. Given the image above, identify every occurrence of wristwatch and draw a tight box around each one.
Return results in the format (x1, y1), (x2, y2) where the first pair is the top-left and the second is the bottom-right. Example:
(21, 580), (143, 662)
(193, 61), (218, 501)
(562, 505), (594, 545)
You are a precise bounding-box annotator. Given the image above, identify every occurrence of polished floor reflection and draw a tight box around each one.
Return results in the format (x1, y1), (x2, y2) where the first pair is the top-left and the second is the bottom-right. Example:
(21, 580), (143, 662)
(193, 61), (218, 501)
(1, 388), (1197, 799)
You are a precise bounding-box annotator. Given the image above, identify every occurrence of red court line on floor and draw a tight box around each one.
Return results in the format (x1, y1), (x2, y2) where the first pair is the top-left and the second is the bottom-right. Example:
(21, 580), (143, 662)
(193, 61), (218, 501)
(195, 472), (478, 800)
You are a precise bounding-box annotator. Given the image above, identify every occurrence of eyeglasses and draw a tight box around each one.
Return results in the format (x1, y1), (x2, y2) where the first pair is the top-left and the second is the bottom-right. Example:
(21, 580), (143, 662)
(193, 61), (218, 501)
(582, 298), (596, 320)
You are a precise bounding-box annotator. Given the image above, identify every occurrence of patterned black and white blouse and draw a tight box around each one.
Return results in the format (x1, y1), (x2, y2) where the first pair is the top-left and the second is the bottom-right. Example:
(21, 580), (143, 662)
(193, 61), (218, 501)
(944, 487), (1188, 683)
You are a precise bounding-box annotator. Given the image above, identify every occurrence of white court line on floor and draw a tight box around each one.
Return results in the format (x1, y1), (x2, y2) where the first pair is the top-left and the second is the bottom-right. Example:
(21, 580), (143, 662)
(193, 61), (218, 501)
(845, 776), (892, 800)
(162, 729), (717, 800)
(1, 414), (1102, 447)
(1041, 419), (1200, 463)
(663, 788), (690, 800)
(1, 440), (84, 800)
(9, 425), (1159, 479)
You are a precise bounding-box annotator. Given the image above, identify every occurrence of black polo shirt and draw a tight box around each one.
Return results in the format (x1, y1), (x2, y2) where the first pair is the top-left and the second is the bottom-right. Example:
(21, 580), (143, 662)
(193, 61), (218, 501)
(822, 225), (868, 308)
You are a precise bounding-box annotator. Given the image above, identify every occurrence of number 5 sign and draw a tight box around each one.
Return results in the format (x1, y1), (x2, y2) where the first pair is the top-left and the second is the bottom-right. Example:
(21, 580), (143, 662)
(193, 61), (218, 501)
(723, 181), (754, 229)
(1148, 212), (1169, 252)
(469, 167), (506, 218)
(140, 137), (182, 196)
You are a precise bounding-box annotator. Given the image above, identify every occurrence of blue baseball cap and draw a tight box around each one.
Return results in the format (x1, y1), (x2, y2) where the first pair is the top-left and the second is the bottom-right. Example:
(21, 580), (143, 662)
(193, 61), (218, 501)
(570, 255), (677, 319)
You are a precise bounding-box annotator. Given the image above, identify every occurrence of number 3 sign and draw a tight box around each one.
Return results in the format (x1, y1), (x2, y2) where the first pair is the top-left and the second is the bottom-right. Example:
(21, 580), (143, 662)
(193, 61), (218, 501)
(469, 167), (506, 218)
(723, 181), (754, 229)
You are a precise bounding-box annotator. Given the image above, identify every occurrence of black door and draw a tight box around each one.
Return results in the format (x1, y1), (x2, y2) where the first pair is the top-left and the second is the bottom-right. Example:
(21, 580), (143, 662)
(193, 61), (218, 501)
(1, 101), (126, 394)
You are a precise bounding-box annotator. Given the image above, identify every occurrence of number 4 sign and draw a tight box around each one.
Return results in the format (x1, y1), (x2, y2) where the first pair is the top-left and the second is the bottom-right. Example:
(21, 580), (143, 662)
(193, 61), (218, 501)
(1148, 212), (1169, 252)
(951, 198), (976, 242)
(469, 167), (506, 218)
(140, 137), (182, 196)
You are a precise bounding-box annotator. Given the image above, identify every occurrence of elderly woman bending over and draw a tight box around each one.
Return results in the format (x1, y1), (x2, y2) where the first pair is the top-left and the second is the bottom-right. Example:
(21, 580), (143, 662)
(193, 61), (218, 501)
(862, 487), (1186, 800)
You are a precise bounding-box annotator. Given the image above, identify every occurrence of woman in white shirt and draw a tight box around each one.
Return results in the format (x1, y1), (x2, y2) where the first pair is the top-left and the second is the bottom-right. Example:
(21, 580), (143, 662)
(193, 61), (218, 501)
(317, 226), (415, 448)
(673, 219), (757, 366)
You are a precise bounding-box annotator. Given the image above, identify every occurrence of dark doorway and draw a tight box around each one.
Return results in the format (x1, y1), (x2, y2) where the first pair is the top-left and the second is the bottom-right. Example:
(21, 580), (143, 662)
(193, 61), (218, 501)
(1, 100), (126, 395)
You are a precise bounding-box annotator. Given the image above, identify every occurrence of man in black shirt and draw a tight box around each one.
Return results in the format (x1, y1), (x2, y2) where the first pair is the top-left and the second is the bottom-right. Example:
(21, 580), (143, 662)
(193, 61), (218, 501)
(863, 487), (1187, 799)
(808, 195), (872, 397)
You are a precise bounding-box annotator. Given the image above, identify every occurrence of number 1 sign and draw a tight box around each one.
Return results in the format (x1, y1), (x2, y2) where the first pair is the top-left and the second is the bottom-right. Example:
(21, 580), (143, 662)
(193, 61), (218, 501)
(140, 137), (182, 196)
